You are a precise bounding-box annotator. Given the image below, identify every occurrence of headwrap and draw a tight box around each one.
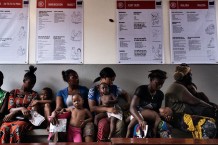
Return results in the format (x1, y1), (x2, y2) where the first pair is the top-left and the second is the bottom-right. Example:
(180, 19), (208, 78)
(174, 64), (191, 81)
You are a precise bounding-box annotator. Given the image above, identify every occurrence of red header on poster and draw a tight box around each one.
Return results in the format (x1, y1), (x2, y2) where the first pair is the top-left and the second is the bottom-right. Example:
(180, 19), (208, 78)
(170, 1), (208, 9)
(0, 0), (23, 8)
(117, 1), (155, 9)
(37, 0), (76, 8)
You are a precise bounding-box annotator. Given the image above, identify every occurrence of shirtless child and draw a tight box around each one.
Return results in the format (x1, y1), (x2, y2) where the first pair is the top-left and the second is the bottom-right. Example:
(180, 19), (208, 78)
(60, 93), (93, 142)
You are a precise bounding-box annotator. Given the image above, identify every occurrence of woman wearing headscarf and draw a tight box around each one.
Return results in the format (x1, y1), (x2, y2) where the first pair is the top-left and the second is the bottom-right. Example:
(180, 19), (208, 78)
(165, 64), (217, 139)
(165, 63), (215, 117)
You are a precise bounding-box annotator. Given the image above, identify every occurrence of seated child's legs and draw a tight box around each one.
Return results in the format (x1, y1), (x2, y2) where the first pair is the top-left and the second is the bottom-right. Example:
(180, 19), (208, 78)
(126, 117), (137, 138)
(44, 103), (52, 121)
(44, 103), (52, 130)
(140, 109), (160, 137)
(94, 112), (107, 126)
(108, 117), (117, 139)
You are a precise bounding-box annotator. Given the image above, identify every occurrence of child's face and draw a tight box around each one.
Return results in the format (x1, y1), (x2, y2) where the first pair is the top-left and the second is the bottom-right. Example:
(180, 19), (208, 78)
(40, 90), (49, 100)
(72, 94), (83, 108)
(159, 107), (173, 120)
(99, 84), (109, 95)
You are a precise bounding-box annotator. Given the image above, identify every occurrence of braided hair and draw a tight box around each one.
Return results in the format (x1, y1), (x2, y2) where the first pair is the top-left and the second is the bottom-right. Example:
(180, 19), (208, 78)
(99, 67), (116, 78)
(148, 69), (167, 81)
(62, 69), (78, 83)
(23, 65), (37, 84)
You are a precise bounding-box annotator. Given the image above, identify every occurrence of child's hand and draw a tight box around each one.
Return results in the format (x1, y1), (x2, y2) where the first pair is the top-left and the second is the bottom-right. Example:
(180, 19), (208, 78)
(80, 120), (86, 128)
(138, 120), (147, 130)
(30, 100), (38, 107)
(59, 108), (66, 114)
(107, 107), (118, 114)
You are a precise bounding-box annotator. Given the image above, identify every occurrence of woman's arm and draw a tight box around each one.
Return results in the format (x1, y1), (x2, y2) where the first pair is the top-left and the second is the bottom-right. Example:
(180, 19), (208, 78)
(182, 87), (213, 108)
(54, 96), (64, 111)
(130, 95), (146, 130)
(8, 107), (30, 120)
(50, 96), (64, 125)
(88, 99), (118, 113)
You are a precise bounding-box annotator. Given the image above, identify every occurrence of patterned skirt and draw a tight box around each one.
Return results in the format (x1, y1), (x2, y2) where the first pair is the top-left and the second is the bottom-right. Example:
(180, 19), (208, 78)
(0, 120), (32, 143)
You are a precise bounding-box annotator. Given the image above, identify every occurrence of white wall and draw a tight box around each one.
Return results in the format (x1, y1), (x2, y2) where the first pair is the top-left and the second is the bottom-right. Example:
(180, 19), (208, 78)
(1, 1), (218, 106)
(28, 0), (218, 64)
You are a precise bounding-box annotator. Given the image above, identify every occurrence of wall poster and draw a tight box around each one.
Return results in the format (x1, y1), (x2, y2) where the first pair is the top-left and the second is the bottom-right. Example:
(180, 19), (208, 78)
(170, 0), (218, 64)
(36, 0), (83, 64)
(0, 0), (29, 64)
(117, 0), (163, 64)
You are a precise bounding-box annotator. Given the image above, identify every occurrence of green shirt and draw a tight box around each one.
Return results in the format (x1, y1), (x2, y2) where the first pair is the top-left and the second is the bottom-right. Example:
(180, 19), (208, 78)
(0, 88), (7, 107)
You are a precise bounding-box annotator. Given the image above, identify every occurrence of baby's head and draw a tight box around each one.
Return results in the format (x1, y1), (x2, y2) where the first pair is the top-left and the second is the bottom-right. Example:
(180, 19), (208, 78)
(40, 87), (53, 100)
(72, 93), (84, 109)
(99, 82), (110, 96)
(159, 107), (173, 120)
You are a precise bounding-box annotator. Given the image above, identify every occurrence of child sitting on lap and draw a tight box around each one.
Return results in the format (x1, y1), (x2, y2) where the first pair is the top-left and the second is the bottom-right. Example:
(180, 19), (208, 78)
(94, 83), (122, 140)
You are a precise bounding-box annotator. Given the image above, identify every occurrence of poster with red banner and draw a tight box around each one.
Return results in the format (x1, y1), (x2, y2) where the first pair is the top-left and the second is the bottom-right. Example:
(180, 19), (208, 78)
(36, 0), (83, 64)
(0, 0), (29, 64)
(117, 0), (163, 64)
(169, 0), (218, 64)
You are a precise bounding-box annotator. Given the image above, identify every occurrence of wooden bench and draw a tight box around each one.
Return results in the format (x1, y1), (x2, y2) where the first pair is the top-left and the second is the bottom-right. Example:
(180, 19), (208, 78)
(24, 129), (48, 143)
(8, 143), (111, 145)
(111, 138), (218, 145)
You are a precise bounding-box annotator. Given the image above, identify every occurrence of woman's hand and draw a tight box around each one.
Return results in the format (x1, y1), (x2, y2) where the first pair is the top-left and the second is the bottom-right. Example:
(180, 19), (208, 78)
(107, 107), (118, 114)
(138, 120), (147, 130)
(49, 111), (59, 125)
(21, 107), (30, 118)
(3, 112), (16, 122)
(59, 108), (66, 114)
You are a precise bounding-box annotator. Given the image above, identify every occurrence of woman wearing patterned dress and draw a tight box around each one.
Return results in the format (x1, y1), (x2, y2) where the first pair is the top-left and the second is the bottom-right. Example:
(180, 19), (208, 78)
(0, 65), (38, 143)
